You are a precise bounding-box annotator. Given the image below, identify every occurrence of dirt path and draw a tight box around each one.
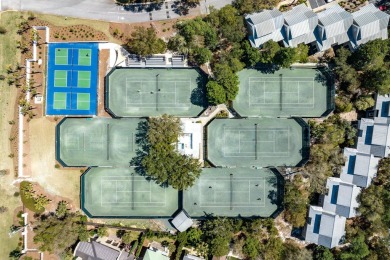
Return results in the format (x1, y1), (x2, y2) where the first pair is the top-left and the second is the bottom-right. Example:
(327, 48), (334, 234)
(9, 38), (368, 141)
(28, 117), (82, 207)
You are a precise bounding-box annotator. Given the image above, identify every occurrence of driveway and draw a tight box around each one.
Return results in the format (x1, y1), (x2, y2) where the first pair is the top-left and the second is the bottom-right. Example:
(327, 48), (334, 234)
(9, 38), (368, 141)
(0, 0), (233, 23)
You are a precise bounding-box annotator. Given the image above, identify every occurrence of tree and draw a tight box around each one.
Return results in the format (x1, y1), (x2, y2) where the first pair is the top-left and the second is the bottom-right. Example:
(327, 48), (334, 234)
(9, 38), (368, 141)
(284, 175), (310, 227)
(354, 96), (375, 111)
(55, 201), (69, 218)
(167, 35), (188, 54)
(295, 44), (309, 63)
(259, 40), (281, 64)
(141, 115), (202, 190)
(127, 26), (166, 56)
(33, 212), (88, 254)
(213, 63), (239, 101)
(233, 0), (280, 15)
(242, 236), (261, 259)
(186, 228), (203, 246)
(274, 47), (297, 68)
(312, 245), (334, 260)
(339, 233), (370, 260)
(363, 68), (390, 94)
(374, 157), (390, 187)
(282, 240), (312, 260)
(202, 218), (233, 257)
(122, 231), (132, 244)
(206, 80), (227, 105)
(34, 194), (51, 211)
(192, 47), (212, 65)
(351, 39), (389, 71)
(97, 226), (108, 237)
(242, 41), (260, 66)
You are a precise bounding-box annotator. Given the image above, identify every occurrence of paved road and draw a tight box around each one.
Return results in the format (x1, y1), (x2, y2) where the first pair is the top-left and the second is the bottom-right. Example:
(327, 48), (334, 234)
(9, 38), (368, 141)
(0, 0), (233, 23)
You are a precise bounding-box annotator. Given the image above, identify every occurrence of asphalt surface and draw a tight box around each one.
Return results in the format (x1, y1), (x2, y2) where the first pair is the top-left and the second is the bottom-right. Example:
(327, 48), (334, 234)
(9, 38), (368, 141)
(0, 0), (233, 23)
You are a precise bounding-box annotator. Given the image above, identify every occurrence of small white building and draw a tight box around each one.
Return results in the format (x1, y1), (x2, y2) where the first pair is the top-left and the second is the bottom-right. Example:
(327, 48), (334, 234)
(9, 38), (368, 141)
(177, 118), (202, 159)
(321, 177), (361, 218)
(171, 210), (193, 232)
(304, 206), (346, 248)
(357, 118), (390, 158)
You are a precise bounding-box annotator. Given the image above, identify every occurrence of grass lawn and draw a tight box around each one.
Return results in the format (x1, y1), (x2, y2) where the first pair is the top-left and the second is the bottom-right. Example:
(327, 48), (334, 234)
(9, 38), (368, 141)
(20, 181), (45, 213)
(0, 11), (24, 259)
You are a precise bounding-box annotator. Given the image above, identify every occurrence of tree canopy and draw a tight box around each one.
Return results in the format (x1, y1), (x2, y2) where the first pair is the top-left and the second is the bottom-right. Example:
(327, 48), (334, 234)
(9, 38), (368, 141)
(33, 212), (88, 254)
(284, 175), (310, 227)
(140, 114), (202, 190)
(127, 26), (166, 56)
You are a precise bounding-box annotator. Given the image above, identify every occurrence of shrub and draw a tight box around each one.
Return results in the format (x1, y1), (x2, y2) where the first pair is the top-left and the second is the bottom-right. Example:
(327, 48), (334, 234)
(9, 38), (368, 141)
(0, 26), (7, 34)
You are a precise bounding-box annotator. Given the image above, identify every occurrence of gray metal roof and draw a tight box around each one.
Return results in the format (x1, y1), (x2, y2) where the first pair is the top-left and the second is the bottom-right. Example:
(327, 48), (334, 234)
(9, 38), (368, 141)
(171, 210), (193, 232)
(318, 5), (353, 39)
(245, 9), (284, 39)
(374, 94), (390, 118)
(352, 4), (390, 40)
(372, 123), (390, 146)
(74, 241), (120, 260)
(304, 206), (346, 248)
(183, 255), (205, 260)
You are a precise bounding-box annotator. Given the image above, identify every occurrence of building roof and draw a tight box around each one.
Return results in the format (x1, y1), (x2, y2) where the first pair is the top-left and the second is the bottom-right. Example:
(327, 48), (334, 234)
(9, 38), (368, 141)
(304, 206), (346, 248)
(245, 9), (284, 38)
(317, 5), (353, 39)
(143, 249), (169, 260)
(177, 118), (202, 159)
(183, 254), (205, 260)
(340, 148), (379, 188)
(283, 4), (317, 38)
(322, 177), (361, 218)
(374, 94), (390, 118)
(171, 210), (193, 232)
(352, 4), (390, 39)
(74, 241), (120, 260)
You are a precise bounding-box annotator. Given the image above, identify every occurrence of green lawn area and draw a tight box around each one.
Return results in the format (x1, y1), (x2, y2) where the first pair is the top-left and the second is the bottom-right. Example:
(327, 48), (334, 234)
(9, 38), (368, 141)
(20, 181), (44, 213)
(0, 11), (24, 259)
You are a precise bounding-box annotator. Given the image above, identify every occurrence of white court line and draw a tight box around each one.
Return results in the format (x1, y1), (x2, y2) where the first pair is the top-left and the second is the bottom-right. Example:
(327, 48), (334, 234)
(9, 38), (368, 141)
(248, 79), (315, 107)
(100, 177), (167, 207)
(199, 178), (267, 207)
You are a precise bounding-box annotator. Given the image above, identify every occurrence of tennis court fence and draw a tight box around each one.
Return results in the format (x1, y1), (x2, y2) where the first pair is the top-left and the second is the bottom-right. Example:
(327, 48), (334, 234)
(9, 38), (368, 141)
(294, 117), (310, 167)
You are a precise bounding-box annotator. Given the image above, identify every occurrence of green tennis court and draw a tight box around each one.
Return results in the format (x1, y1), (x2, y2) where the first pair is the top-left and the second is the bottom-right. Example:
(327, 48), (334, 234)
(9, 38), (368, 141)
(57, 117), (144, 167)
(55, 48), (68, 65)
(234, 68), (333, 117)
(78, 49), (92, 66)
(81, 167), (179, 217)
(77, 93), (90, 110)
(106, 68), (207, 117)
(183, 168), (283, 217)
(77, 71), (91, 88)
(53, 92), (67, 109)
(54, 70), (68, 87)
(207, 118), (306, 167)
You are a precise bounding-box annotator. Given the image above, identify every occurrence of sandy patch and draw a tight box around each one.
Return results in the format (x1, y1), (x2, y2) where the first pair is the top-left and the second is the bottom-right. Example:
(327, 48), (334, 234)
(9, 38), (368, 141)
(28, 117), (82, 207)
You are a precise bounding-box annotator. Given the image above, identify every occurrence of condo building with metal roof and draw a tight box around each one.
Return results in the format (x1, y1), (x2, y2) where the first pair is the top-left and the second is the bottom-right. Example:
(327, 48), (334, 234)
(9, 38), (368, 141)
(245, 3), (389, 51)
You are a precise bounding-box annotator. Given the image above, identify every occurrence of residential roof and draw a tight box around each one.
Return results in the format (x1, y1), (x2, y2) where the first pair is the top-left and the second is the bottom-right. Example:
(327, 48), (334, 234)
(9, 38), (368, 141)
(352, 4), (390, 40)
(143, 249), (169, 260)
(317, 5), (353, 39)
(304, 206), (346, 248)
(322, 177), (361, 218)
(171, 210), (193, 232)
(284, 4), (317, 38)
(74, 241), (120, 260)
(374, 94), (390, 118)
(183, 254), (205, 260)
(245, 9), (284, 37)
(340, 148), (379, 188)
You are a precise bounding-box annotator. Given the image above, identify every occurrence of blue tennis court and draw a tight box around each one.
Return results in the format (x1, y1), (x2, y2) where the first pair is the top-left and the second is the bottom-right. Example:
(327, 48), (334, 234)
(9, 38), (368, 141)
(46, 42), (99, 116)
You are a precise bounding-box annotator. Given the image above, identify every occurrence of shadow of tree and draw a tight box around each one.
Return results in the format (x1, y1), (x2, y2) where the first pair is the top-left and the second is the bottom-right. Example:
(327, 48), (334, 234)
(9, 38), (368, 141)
(130, 121), (148, 177)
(190, 74), (208, 107)
(255, 63), (280, 74)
